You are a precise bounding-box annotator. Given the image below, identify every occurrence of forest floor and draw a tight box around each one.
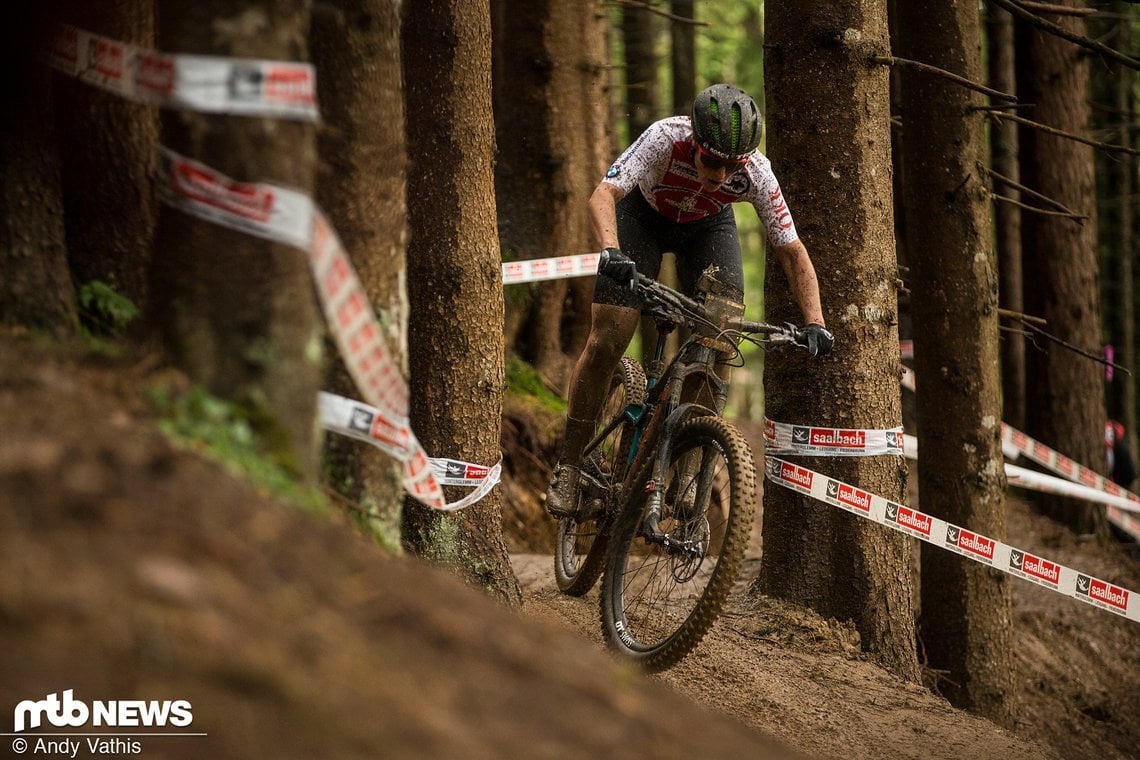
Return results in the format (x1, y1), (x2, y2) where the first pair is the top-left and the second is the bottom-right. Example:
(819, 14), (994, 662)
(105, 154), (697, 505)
(2, 328), (1139, 759)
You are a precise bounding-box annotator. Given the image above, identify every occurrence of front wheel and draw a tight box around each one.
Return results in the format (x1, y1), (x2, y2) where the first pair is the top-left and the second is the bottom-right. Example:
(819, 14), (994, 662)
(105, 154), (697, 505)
(554, 357), (646, 596)
(600, 415), (756, 670)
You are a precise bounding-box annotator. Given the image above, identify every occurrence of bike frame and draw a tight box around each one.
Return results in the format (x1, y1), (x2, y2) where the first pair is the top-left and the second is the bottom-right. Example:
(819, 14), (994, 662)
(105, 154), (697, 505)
(578, 316), (728, 528)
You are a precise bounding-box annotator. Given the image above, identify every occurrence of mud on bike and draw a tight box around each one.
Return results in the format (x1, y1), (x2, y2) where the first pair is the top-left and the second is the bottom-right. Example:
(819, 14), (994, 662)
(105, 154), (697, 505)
(553, 253), (812, 670)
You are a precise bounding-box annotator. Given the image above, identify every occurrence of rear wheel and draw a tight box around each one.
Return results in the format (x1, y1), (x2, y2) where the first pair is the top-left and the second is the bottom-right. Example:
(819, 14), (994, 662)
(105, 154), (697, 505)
(554, 357), (646, 596)
(600, 415), (755, 669)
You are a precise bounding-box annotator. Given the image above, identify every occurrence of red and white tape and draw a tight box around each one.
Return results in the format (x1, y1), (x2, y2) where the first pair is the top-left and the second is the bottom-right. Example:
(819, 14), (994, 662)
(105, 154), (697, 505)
(50, 27), (499, 511)
(765, 456), (1139, 623)
(319, 392), (500, 511)
(903, 434), (1140, 520)
(764, 418), (904, 457)
(49, 25), (319, 121)
(1000, 424), (1140, 541)
(157, 149), (511, 510)
(900, 360), (1140, 539)
(501, 252), (601, 285)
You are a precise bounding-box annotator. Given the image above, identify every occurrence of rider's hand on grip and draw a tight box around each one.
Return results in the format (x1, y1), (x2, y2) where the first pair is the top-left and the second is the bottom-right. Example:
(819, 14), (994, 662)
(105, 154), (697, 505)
(798, 323), (835, 357)
(598, 247), (637, 290)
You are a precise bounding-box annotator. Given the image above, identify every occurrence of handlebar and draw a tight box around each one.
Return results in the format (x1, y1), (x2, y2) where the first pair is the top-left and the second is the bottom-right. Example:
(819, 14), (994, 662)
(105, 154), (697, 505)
(597, 248), (807, 349)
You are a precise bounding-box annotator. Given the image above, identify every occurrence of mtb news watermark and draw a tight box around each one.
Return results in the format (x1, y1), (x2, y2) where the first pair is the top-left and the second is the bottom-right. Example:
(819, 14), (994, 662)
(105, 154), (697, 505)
(3, 690), (206, 756)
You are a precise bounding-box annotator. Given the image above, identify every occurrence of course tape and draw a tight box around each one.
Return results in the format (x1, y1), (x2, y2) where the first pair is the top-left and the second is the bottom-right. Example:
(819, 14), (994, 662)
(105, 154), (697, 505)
(49, 25), (319, 121)
(157, 148), (504, 510)
(764, 417), (904, 457)
(899, 362), (1140, 539)
(319, 392), (501, 511)
(502, 252), (600, 285)
(1000, 423), (1140, 542)
(902, 434), (1140, 519)
(764, 456), (1139, 623)
(49, 27), (496, 512)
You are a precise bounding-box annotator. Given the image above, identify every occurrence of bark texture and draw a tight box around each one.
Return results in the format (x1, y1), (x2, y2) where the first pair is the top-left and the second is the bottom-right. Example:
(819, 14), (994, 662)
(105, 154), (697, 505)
(55, 1), (158, 313)
(401, 0), (520, 604)
(0, 11), (76, 334)
(493, 0), (607, 390)
(895, 0), (1014, 723)
(312, 0), (407, 549)
(1015, 3), (1107, 535)
(149, 0), (323, 480)
(987, 5), (1025, 432)
(753, 0), (919, 681)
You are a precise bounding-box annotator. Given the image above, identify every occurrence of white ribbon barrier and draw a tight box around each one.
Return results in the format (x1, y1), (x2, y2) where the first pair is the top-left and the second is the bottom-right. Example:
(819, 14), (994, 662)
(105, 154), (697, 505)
(48, 24), (497, 511)
(903, 433), (1140, 517)
(501, 252), (600, 285)
(319, 392), (501, 512)
(899, 361), (1140, 540)
(764, 418), (904, 457)
(49, 24), (319, 121)
(156, 149), (514, 510)
(765, 456), (1139, 623)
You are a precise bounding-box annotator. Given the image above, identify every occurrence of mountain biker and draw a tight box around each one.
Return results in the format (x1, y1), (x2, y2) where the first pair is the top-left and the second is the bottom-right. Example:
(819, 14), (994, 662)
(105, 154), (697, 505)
(546, 82), (834, 519)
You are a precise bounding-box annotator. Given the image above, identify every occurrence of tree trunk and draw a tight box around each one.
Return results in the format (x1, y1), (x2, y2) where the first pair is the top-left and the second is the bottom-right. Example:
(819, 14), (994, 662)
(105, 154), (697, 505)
(753, 0), (919, 682)
(1099, 5), (1136, 448)
(621, 2), (658, 140)
(895, 0), (1015, 723)
(0, 11), (76, 334)
(1116, 11), (1136, 454)
(55, 2), (157, 314)
(492, 0), (606, 392)
(312, 0), (406, 549)
(1015, 4), (1108, 535)
(401, 0), (520, 605)
(621, 2), (666, 363)
(987, 4), (1025, 432)
(670, 0), (695, 114)
(149, 0), (323, 480)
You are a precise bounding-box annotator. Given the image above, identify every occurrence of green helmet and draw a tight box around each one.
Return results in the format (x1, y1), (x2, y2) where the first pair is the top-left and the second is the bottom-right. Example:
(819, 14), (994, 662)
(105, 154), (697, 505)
(691, 83), (762, 161)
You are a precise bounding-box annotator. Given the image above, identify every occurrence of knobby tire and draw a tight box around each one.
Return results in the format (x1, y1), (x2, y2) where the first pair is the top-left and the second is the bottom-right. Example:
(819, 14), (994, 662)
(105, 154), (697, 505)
(600, 415), (756, 670)
(554, 357), (646, 596)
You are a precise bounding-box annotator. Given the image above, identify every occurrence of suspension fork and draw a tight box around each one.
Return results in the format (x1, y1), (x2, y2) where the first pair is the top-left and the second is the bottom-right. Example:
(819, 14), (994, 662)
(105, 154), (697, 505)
(640, 361), (723, 535)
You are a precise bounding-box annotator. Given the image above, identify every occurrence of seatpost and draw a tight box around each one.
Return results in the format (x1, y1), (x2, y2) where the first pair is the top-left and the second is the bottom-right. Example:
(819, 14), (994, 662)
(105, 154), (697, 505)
(644, 319), (674, 383)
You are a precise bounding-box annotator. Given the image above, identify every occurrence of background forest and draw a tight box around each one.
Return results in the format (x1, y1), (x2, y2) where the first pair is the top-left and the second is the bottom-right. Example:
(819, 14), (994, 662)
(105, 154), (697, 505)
(2, 0), (1139, 757)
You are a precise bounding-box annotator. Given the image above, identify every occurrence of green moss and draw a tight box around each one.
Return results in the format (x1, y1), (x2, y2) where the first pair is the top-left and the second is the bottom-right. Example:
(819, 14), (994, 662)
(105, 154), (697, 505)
(77, 280), (139, 337)
(505, 355), (567, 413)
(424, 515), (463, 567)
(149, 383), (327, 515)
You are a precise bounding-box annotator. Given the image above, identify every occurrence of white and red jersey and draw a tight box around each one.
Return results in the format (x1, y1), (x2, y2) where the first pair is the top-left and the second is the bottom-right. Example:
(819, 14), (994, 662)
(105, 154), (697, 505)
(601, 115), (799, 248)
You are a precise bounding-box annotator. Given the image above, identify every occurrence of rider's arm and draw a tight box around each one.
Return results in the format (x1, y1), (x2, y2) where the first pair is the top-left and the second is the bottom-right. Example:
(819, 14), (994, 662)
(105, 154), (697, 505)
(772, 239), (826, 327)
(589, 182), (626, 250)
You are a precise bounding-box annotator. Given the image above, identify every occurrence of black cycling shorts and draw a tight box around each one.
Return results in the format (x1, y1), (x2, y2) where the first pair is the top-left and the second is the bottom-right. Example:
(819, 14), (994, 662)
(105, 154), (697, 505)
(593, 188), (745, 309)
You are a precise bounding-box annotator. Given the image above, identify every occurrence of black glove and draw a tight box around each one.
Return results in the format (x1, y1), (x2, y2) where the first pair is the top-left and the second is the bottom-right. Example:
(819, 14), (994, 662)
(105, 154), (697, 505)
(798, 323), (835, 357)
(598, 247), (637, 289)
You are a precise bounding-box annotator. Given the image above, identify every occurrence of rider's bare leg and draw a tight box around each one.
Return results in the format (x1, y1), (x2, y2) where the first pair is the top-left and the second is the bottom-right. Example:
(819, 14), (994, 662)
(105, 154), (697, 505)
(546, 303), (641, 518)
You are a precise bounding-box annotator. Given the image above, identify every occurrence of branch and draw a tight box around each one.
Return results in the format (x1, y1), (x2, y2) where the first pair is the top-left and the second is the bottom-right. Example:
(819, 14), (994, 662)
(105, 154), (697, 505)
(990, 193), (1088, 222)
(998, 308), (1047, 326)
(971, 103), (1035, 112)
(1015, 1), (1096, 16)
(987, 0), (1140, 70)
(1017, 317), (1132, 376)
(983, 166), (1080, 215)
(611, 0), (708, 25)
(987, 110), (1140, 157)
(870, 55), (1016, 102)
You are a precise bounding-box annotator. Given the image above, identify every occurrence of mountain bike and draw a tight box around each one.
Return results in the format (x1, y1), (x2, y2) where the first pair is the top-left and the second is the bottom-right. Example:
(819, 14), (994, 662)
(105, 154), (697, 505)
(553, 252), (810, 669)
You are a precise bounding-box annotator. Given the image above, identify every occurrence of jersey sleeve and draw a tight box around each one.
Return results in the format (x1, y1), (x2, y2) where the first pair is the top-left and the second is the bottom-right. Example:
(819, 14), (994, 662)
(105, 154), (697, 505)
(749, 161), (800, 248)
(600, 120), (674, 195)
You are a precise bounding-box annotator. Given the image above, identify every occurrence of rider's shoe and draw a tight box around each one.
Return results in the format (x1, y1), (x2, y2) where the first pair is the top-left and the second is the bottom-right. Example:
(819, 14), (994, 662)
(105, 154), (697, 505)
(545, 463), (582, 519)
